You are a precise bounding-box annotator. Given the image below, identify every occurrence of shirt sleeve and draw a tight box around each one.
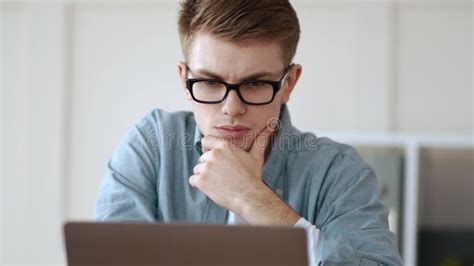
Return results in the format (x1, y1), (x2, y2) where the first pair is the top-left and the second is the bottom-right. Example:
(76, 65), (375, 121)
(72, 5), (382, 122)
(294, 218), (320, 266)
(314, 154), (403, 265)
(94, 116), (158, 222)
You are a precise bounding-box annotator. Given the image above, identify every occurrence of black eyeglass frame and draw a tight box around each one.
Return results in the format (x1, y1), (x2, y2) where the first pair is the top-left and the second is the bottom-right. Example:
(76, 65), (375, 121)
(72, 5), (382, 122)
(185, 63), (295, 105)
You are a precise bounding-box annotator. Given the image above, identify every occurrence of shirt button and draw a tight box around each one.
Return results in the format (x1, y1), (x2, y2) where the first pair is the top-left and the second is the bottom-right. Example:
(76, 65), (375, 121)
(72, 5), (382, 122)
(276, 189), (283, 196)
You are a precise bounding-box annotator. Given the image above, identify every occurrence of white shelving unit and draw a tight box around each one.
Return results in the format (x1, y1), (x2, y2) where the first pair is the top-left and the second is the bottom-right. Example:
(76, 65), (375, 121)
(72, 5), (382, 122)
(317, 132), (473, 266)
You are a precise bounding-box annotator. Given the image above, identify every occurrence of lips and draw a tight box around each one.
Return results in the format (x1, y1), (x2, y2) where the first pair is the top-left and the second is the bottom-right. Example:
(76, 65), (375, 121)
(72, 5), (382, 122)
(216, 125), (251, 138)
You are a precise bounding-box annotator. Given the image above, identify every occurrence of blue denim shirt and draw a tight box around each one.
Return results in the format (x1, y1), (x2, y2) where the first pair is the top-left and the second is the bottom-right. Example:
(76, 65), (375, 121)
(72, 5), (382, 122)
(94, 104), (402, 265)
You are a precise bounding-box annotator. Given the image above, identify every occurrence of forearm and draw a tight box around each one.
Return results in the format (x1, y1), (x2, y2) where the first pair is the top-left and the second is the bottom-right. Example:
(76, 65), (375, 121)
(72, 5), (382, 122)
(237, 184), (301, 226)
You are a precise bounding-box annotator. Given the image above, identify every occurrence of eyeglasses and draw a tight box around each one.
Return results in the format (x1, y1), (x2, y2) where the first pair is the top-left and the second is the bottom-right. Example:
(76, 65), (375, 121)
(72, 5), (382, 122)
(185, 63), (294, 105)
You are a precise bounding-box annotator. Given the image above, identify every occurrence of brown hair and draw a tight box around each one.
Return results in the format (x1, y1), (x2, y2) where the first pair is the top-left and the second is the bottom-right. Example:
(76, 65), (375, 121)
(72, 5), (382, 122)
(178, 0), (300, 66)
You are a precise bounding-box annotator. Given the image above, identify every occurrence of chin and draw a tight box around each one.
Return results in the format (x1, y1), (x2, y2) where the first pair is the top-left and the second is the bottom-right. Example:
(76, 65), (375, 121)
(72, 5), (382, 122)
(235, 138), (253, 151)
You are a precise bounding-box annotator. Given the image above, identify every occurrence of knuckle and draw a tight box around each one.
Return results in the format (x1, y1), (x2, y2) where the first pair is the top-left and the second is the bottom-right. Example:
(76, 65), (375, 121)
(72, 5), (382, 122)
(209, 149), (218, 157)
(193, 164), (199, 173)
(189, 175), (197, 186)
(201, 162), (209, 172)
(207, 160), (216, 170)
(192, 175), (204, 187)
(210, 148), (218, 154)
(198, 173), (208, 184)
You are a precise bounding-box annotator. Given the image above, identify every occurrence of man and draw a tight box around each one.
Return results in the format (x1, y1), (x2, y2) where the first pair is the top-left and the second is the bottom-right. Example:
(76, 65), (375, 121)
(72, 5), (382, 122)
(95, 0), (402, 264)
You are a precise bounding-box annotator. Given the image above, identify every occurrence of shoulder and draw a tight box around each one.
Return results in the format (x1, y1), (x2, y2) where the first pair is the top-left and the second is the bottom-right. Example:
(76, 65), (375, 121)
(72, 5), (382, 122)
(133, 108), (196, 137)
(285, 128), (368, 170)
(140, 108), (195, 129)
(285, 130), (374, 188)
(118, 108), (196, 151)
(313, 136), (368, 168)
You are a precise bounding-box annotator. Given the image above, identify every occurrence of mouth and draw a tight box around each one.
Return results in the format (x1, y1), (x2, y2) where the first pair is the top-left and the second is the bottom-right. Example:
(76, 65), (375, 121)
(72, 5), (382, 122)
(215, 125), (251, 139)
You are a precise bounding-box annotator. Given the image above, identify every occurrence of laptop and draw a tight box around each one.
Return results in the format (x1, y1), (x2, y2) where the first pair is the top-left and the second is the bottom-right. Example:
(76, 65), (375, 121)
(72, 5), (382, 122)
(64, 222), (308, 266)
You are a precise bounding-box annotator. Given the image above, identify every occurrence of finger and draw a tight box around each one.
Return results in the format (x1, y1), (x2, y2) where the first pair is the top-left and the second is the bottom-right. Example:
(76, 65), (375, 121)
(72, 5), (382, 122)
(201, 136), (234, 152)
(188, 174), (199, 188)
(193, 163), (203, 175)
(249, 125), (275, 159)
(199, 151), (212, 163)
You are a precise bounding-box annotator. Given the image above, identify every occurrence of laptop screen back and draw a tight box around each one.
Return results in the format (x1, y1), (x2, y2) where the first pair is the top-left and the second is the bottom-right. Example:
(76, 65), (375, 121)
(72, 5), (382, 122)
(64, 222), (308, 266)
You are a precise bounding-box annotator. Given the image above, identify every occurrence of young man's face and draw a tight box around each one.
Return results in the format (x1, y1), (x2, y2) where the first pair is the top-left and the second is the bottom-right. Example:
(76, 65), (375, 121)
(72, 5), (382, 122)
(178, 32), (301, 151)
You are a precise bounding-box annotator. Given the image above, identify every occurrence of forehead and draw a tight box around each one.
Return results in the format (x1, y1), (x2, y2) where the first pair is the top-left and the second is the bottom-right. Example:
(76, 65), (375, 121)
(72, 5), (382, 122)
(187, 32), (285, 79)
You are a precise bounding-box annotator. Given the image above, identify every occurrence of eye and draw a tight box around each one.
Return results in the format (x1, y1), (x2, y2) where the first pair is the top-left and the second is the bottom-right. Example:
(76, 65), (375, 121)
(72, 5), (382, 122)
(201, 80), (222, 88)
(206, 80), (219, 85)
(248, 81), (267, 87)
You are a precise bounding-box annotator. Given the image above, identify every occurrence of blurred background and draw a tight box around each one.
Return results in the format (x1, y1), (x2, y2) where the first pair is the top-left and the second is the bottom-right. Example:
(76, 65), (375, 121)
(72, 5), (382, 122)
(1, 0), (472, 265)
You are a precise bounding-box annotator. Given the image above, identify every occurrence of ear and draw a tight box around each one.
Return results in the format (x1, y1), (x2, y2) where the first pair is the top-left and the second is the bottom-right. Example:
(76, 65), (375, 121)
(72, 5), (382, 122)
(178, 61), (192, 101)
(281, 64), (302, 103)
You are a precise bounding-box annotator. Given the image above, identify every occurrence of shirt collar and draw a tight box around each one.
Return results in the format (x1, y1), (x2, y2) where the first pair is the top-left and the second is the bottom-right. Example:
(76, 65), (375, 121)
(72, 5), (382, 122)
(262, 104), (294, 188)
(193, 121), (203, 154)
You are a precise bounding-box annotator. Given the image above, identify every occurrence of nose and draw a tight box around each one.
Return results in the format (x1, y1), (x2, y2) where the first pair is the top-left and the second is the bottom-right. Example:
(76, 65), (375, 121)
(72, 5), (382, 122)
(221, 90), (246, 117)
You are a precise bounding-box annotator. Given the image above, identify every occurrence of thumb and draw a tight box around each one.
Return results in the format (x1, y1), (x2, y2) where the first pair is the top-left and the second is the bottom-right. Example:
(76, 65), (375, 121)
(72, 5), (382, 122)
(249, 125), (275, 159)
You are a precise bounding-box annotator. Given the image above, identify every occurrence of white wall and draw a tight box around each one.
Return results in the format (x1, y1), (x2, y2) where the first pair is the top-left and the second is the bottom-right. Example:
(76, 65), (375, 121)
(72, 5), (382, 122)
(66, 2), (185, 220)
(292, 2), (394, 132)
(396, 2), (472, 134)
(2, 3), (66, 264)
(2, 1), (472, 264)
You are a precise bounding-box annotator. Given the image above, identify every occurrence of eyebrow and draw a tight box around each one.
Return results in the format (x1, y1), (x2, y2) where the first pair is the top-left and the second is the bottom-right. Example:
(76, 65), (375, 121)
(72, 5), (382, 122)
(190, 68), (277, 81)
